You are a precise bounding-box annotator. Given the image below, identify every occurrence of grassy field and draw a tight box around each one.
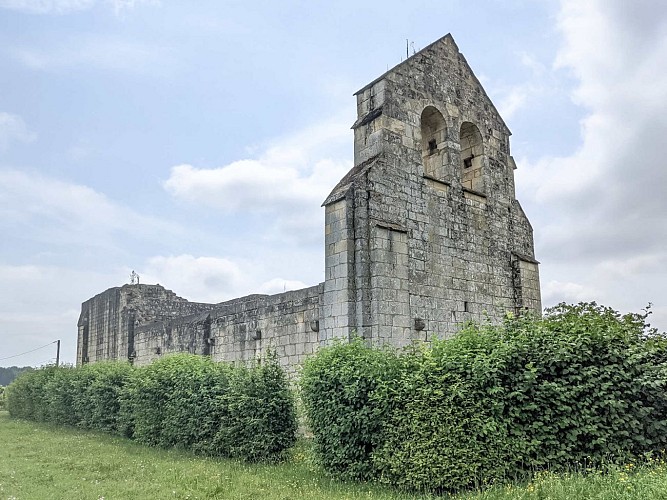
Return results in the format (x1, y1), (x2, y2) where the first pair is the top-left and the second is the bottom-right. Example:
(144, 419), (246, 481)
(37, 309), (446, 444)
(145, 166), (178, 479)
(2, 411), (667, 500)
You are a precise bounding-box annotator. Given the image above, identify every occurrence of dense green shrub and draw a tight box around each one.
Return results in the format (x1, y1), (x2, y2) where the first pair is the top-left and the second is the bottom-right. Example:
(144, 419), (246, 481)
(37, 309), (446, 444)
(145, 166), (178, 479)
(6, 365), (58, 421)
(374, 331), (515, 492)
(499, 303), (667, 469)
(6, 353), (296, 463)
(7, 362), (134, 432)
(43, 365), (81, 426)
(77, 362), (135, 433)
(0, 386), (6, 411)
(212, 354), (297, 462)
(126, 354), (231, 450)
(303, 303), (667, 493)
(300, 337), (401, 480)
(123, 353), (296, 462)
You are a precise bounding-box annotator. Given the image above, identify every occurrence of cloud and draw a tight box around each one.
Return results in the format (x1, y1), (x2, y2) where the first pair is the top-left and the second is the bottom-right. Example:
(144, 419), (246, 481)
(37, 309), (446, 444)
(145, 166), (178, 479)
(0, 168), (180, 253)
(513, 0), (667, 330)
(494, 52), (555, 121)
(0, 112), (36, 151)
(542, 279), (600, 305)
(163, 116), (352, 244)
(138, 255), (310, 304)
(0, 0), (93, 13)
(0, 0), (157, 14)
(8, 37), (171, 74)
(0, 263), (121, 366)
(139, 254), (246, 304)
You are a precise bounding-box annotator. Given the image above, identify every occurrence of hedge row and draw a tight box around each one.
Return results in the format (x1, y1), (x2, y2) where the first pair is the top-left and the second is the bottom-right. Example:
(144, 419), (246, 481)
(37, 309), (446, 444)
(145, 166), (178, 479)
(6, 353), (296, 462)
(301, 303), (667, 493)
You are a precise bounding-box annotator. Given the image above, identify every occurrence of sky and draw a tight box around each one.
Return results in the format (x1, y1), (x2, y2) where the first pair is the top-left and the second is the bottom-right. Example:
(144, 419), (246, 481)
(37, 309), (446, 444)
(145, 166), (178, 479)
(1, 0), (666, 367)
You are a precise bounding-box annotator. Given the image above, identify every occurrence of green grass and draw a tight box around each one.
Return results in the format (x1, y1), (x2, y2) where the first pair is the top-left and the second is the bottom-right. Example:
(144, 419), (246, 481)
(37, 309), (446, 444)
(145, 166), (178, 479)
(0, 411), (421, 500)
(3, 411), (667, 499)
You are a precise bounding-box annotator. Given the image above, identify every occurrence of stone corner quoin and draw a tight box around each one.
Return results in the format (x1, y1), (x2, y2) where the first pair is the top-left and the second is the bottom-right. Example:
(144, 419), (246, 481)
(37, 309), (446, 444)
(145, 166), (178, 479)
(77, 34), (541, 374)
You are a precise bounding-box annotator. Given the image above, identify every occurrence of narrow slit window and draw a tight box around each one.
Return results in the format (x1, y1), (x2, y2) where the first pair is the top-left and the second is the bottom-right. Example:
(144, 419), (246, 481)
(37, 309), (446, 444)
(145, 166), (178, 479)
(464, 156), (473, 169)
(428, 139), (437, 155)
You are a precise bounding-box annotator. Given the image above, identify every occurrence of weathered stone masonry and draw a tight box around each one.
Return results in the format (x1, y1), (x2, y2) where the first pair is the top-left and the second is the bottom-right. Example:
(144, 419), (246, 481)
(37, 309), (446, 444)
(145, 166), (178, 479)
(77, 34), (541, 372)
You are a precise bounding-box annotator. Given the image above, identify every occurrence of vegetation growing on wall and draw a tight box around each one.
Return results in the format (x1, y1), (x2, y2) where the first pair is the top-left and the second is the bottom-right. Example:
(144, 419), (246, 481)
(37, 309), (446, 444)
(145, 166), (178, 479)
(301, 303), (667, 493)
(6, 353), (296, 463)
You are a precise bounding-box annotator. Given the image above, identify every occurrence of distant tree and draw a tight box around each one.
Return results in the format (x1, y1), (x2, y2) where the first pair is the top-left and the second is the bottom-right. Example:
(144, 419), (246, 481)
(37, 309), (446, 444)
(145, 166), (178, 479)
(0, 366), (34, 386)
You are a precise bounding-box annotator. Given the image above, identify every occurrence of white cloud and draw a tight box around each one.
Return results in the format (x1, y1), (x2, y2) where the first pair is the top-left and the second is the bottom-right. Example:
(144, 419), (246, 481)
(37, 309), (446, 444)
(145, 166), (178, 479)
(494, 51), (556, 121)
(542, 280), (599, 306)
(0, 112), (36, 151)
(514, 0), (667, 331)
(0, 0), (157, 14)
(138, 255), (311, 304)
(257, 278), (309, 295)
(0, 264), (121, 366)
(0, 168), (180, 251)
(165, 157), (347, 214)
(140, 254), (246, 304)
(164, 116), (352, 243)
(9, 37), (170, 73)
(0, 0), (93, 13)
(497, 87), (526, 121)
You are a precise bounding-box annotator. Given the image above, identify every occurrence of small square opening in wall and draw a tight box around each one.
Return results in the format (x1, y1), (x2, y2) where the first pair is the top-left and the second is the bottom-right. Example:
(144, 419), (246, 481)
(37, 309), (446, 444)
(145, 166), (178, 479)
(428, 139), (437, 155)
(463, 301), (470, 313)
(463, 157), (473, 169)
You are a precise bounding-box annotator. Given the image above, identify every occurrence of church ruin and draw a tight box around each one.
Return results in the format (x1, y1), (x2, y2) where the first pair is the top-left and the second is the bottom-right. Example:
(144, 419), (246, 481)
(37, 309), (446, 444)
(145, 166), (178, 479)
(77, 34), (541, 371)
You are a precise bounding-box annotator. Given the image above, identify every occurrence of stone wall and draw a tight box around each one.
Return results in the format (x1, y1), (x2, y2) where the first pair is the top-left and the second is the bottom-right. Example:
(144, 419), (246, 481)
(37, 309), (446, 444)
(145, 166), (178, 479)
(77, 284), (214, 364)
(129, 285), (322, 374)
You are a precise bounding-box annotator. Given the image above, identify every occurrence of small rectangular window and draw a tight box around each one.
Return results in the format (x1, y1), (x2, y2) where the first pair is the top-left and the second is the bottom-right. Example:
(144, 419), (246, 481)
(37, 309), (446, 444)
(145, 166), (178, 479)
(463, 301), (470, 312)
(464, 157), (473, 169)
(428, 139), (437, 155)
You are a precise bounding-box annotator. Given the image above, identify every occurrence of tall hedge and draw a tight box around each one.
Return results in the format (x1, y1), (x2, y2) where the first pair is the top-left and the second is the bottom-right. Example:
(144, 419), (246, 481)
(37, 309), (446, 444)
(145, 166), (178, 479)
(124, 354), (232, 450)
(500, 303), (667, 468)
(76, 362), (135, 433)
(300, 337), (401, 480)
(43, 365), (81, 426)
(6, 365), (58, 421)
(301, 303), (667, 493)
(211, 355), (297, 462)
(374, 331), (515, 492)
(6, 353), (296, 463)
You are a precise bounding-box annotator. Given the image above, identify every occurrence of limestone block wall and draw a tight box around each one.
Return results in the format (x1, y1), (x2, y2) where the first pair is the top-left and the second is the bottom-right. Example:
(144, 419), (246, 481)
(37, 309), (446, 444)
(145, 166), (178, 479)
(370, 225), (411, 345)
(321, 196), (356, 342)
(513, 256), (542, 313)
(77, 287), (124, 364)
(210, 285), (321, 374)
(132, 312), (212, 366)
(77, 284), (214, 365)
(129, 285), (322, 374)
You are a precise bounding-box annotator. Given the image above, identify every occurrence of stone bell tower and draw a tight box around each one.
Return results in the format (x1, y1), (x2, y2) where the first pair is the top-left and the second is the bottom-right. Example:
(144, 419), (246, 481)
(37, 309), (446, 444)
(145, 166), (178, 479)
(321, 34), (541, 346)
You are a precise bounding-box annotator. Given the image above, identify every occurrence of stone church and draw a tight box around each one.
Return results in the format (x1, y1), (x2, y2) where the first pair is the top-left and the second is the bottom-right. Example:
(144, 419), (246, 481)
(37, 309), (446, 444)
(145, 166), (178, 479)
(77, 34), (541, 372)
